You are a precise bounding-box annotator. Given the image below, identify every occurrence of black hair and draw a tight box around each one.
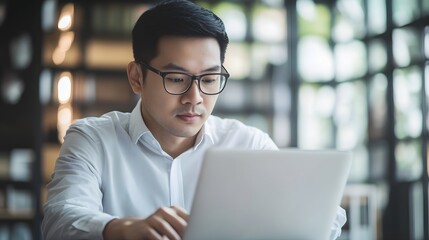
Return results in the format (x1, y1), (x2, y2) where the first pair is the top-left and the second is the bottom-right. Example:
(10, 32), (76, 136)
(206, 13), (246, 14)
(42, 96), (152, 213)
(131, 0), (229, 64)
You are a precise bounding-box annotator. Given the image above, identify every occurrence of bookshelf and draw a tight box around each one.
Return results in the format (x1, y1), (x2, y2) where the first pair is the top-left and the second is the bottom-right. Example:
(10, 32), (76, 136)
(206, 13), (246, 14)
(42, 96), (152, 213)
(0, 0), (43, 239)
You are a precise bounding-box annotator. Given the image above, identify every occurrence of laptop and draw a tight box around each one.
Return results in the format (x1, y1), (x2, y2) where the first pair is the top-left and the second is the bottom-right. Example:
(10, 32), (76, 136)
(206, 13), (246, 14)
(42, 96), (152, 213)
(184, 148), (352, 240)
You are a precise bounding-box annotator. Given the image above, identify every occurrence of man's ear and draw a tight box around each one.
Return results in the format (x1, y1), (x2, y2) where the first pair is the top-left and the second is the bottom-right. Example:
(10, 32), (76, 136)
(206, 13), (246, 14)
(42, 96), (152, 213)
(127, 61), (143, 94)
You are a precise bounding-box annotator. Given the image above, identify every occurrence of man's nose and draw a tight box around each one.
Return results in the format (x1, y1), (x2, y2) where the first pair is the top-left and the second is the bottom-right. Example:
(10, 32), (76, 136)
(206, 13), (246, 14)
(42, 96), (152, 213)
(181, 80), (203, 105)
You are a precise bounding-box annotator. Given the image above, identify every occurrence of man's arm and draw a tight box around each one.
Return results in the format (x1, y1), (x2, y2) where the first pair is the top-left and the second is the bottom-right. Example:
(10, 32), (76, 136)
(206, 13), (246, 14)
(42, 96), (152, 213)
(42, 127), (113, 240)
(42, 125), (189, 240)
(103, 206), (188, 240)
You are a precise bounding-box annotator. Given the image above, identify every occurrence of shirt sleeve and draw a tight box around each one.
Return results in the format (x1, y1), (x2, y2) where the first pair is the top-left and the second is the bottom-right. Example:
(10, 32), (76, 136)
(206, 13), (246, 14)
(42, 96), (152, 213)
(330, 206), (347, 240)
(249, 126), (279, 151)
(41, 125), (116, 240)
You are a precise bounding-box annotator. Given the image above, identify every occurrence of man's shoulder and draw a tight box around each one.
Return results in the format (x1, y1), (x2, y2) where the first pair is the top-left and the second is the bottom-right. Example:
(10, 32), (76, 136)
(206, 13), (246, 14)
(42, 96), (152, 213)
(70, 111), (130, 133)
(207, 115), (247, 129)
(206, 115), (276, 149)
(206, 115), (266, 135)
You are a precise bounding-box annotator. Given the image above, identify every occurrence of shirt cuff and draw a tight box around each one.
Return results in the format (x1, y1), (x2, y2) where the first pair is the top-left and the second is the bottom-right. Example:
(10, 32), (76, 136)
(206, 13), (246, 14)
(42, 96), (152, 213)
(71, 213), (117, 240)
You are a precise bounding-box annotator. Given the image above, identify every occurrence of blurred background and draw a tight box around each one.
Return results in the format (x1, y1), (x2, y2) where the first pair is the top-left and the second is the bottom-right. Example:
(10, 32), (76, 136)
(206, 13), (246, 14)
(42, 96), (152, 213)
(0, 0), (428, 239)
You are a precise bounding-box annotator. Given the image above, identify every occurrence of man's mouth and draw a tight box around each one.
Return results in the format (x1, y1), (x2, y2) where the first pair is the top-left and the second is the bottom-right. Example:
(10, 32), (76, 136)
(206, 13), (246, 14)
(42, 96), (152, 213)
(176, 113), (202, 122)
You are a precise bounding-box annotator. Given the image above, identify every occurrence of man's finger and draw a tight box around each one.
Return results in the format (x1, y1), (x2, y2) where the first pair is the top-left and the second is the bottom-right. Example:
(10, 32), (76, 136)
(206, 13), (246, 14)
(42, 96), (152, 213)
(171, 206), (189, 222)
(149, 215), (181, 240)
(146, 228), (163, 240)
(158, 207), (187, 237)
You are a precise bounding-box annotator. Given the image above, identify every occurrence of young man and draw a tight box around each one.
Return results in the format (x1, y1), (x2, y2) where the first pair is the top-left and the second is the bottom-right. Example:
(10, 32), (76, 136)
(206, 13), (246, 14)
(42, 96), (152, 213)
(42, 0), (346, 239)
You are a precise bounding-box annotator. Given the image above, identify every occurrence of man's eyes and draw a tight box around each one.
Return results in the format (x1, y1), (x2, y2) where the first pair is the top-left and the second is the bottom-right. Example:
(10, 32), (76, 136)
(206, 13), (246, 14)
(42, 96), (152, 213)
(201, 78), (216, 84)
(165, 74), (220, 84)
(166, 77), (185, 83)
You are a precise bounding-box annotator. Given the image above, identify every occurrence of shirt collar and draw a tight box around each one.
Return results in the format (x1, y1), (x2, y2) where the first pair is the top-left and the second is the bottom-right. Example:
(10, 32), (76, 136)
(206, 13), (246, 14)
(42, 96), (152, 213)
(129, 100), (151, 144)
(196, 117), (215, 147)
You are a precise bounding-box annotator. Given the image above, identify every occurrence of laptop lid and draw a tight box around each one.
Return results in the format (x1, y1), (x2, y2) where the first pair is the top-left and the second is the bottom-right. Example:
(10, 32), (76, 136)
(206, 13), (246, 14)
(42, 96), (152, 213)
(184, 148), (352, 240)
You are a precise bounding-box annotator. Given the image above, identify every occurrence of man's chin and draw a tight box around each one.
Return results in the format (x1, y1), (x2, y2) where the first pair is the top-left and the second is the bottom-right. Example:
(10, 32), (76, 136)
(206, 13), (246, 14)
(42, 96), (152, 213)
(172, 125), (203, 138)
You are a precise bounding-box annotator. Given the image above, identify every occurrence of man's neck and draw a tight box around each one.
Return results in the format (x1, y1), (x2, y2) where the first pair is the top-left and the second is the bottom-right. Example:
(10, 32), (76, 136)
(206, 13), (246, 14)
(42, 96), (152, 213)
(157, 134), (197, 159)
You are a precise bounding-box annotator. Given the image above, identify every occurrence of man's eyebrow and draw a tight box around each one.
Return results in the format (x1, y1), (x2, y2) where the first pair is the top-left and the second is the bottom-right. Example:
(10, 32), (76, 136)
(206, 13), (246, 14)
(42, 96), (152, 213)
(161, 63), (221, 73)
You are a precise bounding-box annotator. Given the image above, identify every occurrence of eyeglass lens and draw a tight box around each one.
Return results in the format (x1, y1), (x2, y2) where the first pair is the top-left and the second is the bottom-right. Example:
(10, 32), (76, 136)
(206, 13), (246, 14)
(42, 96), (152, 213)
(164, 73), (226, 95)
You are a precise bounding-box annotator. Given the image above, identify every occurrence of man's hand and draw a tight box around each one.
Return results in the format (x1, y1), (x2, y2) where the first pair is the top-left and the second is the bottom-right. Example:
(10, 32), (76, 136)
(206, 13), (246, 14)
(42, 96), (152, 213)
(103, 206), (189, 240)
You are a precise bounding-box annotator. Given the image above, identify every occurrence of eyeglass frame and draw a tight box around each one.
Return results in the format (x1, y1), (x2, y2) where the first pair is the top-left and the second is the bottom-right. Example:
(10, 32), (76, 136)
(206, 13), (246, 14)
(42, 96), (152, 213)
(138, 61), (230, 95)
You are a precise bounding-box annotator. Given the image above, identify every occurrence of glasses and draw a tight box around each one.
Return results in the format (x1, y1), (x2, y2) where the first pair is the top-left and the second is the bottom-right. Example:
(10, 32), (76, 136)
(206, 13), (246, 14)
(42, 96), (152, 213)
(139, 61), (229, 95)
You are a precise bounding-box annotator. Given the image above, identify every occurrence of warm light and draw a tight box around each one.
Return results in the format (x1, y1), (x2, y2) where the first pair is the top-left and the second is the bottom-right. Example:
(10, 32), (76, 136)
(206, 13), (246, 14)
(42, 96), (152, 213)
(57, 72), (72, 104)
(52, 47), (66, 65)
(59, 31), (74, 50)
(58, 3), (74, 31)
(58, 105), (72, 125)
(58, 15), (72, 30)
(52, 31), (75, 65)
(57, 104), (73, 143)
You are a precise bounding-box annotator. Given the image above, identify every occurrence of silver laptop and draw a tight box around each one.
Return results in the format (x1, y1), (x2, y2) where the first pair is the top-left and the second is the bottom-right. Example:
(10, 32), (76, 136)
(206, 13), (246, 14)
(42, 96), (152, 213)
(184, 148), (352, 240)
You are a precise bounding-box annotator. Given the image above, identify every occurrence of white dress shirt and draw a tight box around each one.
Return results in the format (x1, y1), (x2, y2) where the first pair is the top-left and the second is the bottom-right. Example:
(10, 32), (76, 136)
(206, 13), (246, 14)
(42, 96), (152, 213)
(42, 101), (346, 240)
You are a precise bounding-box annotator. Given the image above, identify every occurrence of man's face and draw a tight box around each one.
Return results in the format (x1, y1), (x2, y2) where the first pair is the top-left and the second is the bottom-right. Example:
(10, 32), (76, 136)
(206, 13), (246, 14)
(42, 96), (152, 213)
(135, 36), (221, 141)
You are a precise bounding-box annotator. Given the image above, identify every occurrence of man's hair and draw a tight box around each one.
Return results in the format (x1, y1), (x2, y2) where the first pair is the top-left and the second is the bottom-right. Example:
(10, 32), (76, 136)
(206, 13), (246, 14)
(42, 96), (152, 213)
(132, 0), (229, 64)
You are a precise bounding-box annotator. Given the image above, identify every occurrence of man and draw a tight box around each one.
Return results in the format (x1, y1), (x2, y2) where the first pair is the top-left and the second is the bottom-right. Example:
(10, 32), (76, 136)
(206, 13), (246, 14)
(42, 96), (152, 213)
(42, 0), (346, 239)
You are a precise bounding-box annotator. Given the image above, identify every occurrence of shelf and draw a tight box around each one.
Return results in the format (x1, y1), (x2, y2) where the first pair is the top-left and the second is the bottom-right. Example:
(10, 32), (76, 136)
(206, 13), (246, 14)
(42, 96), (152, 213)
(44, 65), (128, 77)
(0, 180), (33, 189)
(0, 209), (34, 222)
